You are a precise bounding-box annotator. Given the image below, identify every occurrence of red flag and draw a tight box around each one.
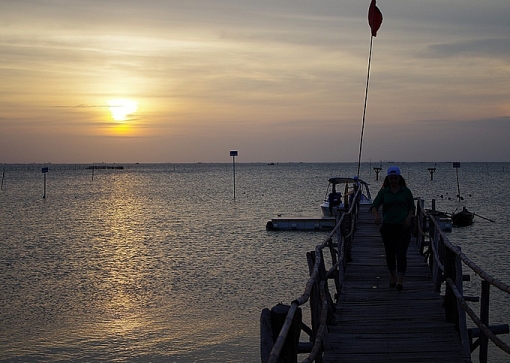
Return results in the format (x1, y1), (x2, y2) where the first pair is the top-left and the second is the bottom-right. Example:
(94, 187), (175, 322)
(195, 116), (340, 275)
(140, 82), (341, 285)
(368, 0), (383, 37)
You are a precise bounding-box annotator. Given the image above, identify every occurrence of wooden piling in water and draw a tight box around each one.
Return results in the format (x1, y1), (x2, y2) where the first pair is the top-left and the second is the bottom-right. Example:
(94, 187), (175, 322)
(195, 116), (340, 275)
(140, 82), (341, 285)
(261, 304), (303, 363)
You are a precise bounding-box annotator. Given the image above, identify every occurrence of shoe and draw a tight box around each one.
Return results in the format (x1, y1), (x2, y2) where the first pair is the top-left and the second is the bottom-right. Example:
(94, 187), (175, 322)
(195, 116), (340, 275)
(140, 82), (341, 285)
(389, 273), (397, 288)
(396, 284), (403, 291)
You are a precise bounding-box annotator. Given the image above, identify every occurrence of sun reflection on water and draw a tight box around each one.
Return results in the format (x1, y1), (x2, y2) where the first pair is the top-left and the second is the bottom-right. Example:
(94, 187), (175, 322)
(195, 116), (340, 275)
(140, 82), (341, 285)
(3, 164), (509, 362)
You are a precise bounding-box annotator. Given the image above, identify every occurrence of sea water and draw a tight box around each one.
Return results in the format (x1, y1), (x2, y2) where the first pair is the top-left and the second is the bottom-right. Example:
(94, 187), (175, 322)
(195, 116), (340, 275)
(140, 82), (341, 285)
(1, 162), (509, 362)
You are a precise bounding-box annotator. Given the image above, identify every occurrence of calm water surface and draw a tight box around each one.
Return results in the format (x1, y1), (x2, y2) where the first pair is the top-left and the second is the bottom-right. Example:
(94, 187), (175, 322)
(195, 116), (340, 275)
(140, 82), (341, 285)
(1, 162), (509, 362)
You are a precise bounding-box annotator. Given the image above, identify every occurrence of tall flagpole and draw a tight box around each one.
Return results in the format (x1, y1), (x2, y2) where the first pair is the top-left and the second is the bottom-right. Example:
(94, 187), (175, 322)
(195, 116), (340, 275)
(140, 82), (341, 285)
(357, 36), (374, 178)
(357, 0), (382, 178)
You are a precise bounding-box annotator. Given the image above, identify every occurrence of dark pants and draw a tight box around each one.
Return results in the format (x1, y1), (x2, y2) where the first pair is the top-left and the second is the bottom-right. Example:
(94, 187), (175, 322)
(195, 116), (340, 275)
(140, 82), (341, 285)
(380, 223), (411, 275)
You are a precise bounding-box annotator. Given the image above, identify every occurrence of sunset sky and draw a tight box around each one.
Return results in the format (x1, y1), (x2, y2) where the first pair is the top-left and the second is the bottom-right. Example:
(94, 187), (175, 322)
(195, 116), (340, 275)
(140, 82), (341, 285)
(1, 0), (509, 163)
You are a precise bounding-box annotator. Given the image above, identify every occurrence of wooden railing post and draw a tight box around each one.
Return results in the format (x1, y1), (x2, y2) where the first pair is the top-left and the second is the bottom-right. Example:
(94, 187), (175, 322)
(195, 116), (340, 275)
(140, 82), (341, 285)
(336, 214), (345, 289)
(479, 280), (490, 363)
(341, 213), (352, 262)
(264, 304), (302, 363)
(261, 308), (274, 363)
(454, 247), (470, 354)
(307, 251), (321, 344)
(443, 247), (459, 326)
(325, 236), (341, 299)
(415, 199), (423, 251)
(430, 230), (442, 292)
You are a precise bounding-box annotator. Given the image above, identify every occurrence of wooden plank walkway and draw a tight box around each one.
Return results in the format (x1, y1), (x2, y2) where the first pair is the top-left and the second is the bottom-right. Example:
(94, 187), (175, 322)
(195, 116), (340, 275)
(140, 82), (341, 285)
(322, 212), (472, 363)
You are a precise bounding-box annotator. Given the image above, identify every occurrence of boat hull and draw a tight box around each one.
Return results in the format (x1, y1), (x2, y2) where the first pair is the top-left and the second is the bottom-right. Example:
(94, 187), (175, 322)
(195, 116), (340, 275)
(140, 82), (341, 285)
(451, 211), (474, 226)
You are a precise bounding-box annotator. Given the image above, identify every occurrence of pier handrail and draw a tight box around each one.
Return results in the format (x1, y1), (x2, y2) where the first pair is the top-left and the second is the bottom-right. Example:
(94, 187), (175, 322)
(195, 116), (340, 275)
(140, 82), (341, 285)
(262, 194), (510, 363)
(418, 202), (510, 294)
(447, 278), (510, 354)
(260, 187), (363, 363)
(415, 198), (510, 362)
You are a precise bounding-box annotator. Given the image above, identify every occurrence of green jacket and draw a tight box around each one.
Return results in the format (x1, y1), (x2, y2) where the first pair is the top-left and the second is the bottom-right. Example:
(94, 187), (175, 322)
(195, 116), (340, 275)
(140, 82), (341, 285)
(370, 186), (415, 224)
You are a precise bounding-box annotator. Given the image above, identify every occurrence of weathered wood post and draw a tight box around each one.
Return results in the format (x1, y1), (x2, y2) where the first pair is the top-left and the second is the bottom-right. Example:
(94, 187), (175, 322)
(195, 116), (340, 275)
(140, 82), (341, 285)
(336, 216), (346, 290)
(307, 251), (321, 345)
(42, 167), (49, 198)
(479, 280), (490, 363)
(453, 162), (462, 201)
(230, 150), (238, 199)
(340, 213), (352, 263)
(261, 308), (273, 363)
(443, 246), (463, 335)
(454, 247), (470, 354)
(416, 199), (428, 255)
(443, 248), (456, 324)
(431, 229), (443, 292)
(325, 237), (340, 298)
(261, 304), (302, 363)
(307, 251), (335, 325)
(305, 250), (329, 363)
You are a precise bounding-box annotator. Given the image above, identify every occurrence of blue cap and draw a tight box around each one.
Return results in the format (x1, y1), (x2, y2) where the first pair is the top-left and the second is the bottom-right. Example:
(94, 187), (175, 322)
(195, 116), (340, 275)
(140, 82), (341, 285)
(387, 166), (401, 176)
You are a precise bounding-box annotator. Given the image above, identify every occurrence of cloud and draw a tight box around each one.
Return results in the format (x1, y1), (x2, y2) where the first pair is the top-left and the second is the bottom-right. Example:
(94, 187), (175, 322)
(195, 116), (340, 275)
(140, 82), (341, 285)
(427, 38), (510, 58)
(0, 0), (509, 163)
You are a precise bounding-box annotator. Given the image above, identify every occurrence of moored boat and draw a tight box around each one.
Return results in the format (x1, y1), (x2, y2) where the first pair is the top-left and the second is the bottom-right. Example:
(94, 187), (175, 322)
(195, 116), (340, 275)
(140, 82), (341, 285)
(266, 176), (372, 231)
(320, 177), (372, 218)
(451, 207), (475, 227)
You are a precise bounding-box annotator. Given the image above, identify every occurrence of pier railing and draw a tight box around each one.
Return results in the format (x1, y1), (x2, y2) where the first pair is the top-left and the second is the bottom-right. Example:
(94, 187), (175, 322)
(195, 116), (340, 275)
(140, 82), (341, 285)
(260, 188), (362, 363)
(415, 198), (510, 363)
(260, 193), (510, 363)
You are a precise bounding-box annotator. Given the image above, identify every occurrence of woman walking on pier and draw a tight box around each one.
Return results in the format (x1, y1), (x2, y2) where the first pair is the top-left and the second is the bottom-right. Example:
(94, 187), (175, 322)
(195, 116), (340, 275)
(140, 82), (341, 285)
(370, 166), (415, 291)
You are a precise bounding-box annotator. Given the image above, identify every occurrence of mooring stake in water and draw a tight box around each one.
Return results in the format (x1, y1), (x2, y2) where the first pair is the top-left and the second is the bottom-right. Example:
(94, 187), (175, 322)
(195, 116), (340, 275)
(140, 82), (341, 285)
(42, 167), (49, 198)
(230, 150), (238, 199)
(453, 162), (461, 201)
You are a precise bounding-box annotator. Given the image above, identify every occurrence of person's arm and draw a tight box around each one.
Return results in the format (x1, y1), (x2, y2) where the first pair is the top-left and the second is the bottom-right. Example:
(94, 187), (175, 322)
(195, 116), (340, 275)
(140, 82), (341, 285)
(371, 206), (382, 225)
(370, 190), (384, 225)
(403, 208), (413, 227)
(403, 189), (415, 227)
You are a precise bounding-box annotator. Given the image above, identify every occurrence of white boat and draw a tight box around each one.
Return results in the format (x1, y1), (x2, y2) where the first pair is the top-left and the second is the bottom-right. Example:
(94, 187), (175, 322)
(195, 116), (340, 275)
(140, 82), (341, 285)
(266, 177), (371, 231)
(320, 177), (372, 218)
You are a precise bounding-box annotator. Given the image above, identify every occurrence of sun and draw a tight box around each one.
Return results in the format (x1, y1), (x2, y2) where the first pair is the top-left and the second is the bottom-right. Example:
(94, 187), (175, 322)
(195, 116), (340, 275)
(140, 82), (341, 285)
(108, 98), (138, 121)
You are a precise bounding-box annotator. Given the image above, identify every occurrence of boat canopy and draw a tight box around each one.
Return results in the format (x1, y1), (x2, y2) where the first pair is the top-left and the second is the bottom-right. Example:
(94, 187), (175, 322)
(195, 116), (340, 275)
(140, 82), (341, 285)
(328, 177), (368, 186)
(327, 177), (371, 200)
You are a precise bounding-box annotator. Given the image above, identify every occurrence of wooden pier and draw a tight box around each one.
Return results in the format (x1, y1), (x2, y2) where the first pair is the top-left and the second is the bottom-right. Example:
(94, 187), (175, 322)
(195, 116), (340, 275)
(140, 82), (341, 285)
(322, 212), (471, 363)
(260, 191), (510, 363)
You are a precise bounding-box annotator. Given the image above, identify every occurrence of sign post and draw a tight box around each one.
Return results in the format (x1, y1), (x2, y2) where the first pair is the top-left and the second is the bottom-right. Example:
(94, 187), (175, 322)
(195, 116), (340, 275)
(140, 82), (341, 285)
(230, 150), (238, 199)
(453, 162), (461, 201)
(373, 167), (382, 181)
(427, 167), (436, 181)
(42, 167), (49, 198)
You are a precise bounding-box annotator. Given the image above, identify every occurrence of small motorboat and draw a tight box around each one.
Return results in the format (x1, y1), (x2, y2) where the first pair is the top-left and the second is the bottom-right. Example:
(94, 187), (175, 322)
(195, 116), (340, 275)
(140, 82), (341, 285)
(451, 207), (475, 227)
(320, 177), (372, 218)
(266, 176), (371, 231)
